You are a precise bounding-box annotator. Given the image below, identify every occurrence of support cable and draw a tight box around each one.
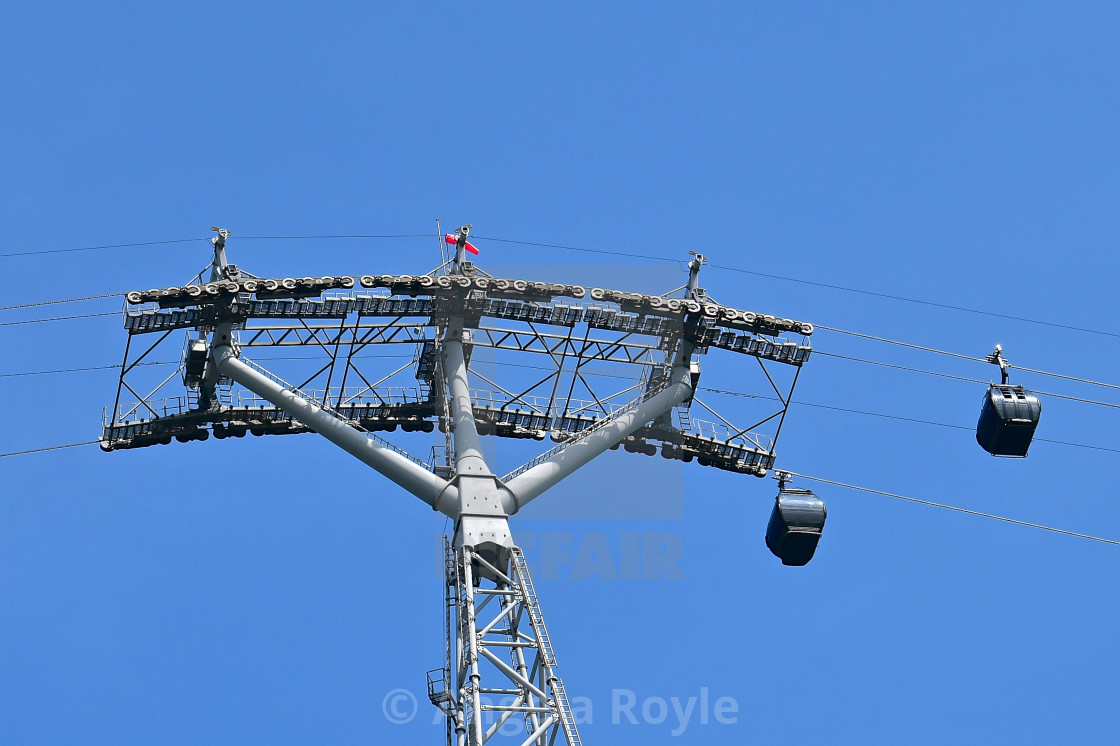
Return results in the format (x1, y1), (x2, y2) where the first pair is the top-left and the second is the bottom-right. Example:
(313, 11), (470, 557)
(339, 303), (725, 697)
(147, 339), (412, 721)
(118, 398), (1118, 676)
(0, 441), (100, 458)
(1004, 364), (1120, 392)
(0, 292), (125, 312)
(816, 325), (987, 363)
(7, 233), (1119, 405)
(236, 234), (430, 241)
(0, 238), (202, 259)
(0, 354), (416, 379)
(709, 266), (1120, 339)
(0, 311), (119, 327)
(1028, 389), (1120, 410)
(814, 351), (991, 385)
(816, 351), (1120, 410)
(0, 234), (431, 260)
(0, 362), (167, 378)
(4, 230), (1118, 338)
(1, 384), (1113, 463)
(473, 234), (1120, 338)
(701, 387), (1120, 454)
(784, 471), (1120, 547)
(817, 325), (1120, 391)
(16, 356), (1109, 453)
(473, 235), (686, 264)
(8, 231), (1118, 344)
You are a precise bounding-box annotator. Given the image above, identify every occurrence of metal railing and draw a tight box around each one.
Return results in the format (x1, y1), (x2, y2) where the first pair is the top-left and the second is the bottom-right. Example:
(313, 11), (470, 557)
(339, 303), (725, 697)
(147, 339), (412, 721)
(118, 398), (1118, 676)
(238, 355), (430, 469)
(691, 418), (774, 451)
(104, 395), (191, 425)
(501, 375), (672, 482)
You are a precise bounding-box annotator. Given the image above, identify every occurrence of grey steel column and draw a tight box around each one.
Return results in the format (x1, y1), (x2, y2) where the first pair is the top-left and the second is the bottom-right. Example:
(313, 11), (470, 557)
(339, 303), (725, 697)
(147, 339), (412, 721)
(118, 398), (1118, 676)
(459, 550), (486, 746)
(441, 322), (489, 479)
(441, 317), (517, 561)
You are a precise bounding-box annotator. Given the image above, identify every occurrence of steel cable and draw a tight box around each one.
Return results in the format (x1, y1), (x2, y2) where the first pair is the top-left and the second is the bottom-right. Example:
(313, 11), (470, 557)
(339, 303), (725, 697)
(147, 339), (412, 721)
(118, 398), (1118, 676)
(0, 364), (122, 378)
(815, 325), (988, 363)
(1006, 364), (1120, 392)
(474, 234), (1120, 338)
(813, 351), (992, 385)
(4, 229), (1119, 341)
(473, 235), (685, 264)
(236, 234), (430, 241)
(0, 292), (125, 312)
(709, 266), (1120, 339)
(0, 441), (100, 458)
(817, 325), (1120, 392)
(0, 234), (430, 261)
(0, 361), (172, 378)
(0, 238), (202, 259)
(816, 351), (1120, 410)
(701, 387), (1120, 454)
(0, 311), (119, 327)
(783, 471), (1120, 546)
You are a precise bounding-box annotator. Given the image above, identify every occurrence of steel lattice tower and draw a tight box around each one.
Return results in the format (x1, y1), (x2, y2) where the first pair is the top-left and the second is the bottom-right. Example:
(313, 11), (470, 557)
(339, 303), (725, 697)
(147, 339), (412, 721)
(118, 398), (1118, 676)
(103, 226), (813, 744)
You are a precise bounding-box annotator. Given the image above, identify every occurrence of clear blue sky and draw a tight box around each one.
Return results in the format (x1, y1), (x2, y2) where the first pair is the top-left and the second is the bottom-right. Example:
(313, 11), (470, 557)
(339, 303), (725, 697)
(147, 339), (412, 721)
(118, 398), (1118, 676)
(2, 3), (1119, 744)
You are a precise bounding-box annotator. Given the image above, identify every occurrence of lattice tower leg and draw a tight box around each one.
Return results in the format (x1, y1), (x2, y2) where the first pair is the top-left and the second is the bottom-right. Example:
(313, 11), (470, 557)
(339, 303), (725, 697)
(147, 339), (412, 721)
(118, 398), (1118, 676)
(448, 543), (583, 746)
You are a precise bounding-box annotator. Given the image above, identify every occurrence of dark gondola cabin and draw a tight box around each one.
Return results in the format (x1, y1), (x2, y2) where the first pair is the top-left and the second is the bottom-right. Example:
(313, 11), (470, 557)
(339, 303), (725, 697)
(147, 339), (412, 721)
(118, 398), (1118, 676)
(976, 384), (1042, 457)
(765, 488), (827, 566)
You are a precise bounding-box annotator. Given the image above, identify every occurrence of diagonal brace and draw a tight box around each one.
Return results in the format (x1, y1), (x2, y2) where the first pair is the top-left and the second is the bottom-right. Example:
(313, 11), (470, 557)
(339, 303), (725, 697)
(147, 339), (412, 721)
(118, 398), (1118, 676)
(505, 361), (694, 507)
(214, 343), (458, 516)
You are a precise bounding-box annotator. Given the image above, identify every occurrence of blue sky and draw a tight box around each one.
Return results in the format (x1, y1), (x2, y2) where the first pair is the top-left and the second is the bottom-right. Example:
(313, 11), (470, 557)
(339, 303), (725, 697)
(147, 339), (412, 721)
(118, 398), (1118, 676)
(2, 3), (1119, 744)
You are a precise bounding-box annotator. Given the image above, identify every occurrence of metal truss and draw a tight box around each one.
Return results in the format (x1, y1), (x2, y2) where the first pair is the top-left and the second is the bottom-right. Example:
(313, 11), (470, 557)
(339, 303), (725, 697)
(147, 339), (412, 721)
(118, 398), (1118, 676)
(105, 264), (810, 479)
(429, 539), (582, 746)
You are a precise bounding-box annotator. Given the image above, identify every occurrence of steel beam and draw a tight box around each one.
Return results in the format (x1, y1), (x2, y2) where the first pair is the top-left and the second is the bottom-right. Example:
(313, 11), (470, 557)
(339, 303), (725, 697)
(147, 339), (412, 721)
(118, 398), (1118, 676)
(505, 362), (694, 507)
(214, 344), (458, 516)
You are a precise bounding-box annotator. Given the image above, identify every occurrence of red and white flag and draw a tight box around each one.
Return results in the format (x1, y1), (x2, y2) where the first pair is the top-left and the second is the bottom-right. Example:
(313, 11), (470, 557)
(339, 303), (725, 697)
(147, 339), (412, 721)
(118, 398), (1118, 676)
(445, 233), (479, 255)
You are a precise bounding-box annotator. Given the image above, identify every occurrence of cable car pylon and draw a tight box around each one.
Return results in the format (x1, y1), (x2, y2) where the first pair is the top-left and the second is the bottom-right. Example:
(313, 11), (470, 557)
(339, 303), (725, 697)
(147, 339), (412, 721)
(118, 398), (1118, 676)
(102, 225), (818, 743)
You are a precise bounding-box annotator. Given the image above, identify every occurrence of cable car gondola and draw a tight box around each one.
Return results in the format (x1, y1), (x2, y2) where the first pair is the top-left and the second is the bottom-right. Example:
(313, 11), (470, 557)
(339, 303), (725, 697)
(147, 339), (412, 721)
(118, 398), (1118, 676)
(976, 346), (1042, 458)
(765, 475), (827, 566)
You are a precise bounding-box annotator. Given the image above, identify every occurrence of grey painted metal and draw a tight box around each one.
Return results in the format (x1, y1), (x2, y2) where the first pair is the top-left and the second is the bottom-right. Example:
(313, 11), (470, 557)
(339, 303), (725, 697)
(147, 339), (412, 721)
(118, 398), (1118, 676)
(106, 237), (813, 746)
(208, 227), (230, 280)
(505, 360), (694, 507)
(439, 543), (582, 745)
(459, 553), (486, 745)
(451, 224), (470, 271)
(686, 251), (707, 297)
(198, 228), (234, 409)
(441, 311), (518, 571)
(442, 322), (488, 478)
(213, 344), (459, 516)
